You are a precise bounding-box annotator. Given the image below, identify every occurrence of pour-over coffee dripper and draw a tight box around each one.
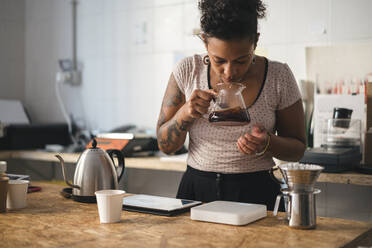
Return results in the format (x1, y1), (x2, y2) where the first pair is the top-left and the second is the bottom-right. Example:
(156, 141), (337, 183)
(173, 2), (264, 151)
(273, 163), (324, 229)
(278, 163), (323, 192)
(208, 83), (250, 126)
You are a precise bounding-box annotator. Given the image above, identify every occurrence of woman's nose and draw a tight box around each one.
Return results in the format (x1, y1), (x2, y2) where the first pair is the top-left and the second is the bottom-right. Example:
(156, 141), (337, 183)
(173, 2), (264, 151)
(223, 63), (234, 80)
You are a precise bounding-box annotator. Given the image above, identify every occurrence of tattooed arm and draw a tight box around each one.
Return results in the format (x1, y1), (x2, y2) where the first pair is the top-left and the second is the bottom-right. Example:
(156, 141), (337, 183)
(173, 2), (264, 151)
(156, 73), (216, 154)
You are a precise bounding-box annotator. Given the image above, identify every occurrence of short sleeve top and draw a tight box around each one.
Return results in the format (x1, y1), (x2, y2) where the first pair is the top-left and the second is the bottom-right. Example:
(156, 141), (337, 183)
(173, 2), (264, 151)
(173, 54), (302, 173)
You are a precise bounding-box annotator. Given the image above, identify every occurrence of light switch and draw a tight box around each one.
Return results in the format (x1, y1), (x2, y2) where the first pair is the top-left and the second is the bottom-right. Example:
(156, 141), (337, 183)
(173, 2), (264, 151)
(308, 21), (327, 35)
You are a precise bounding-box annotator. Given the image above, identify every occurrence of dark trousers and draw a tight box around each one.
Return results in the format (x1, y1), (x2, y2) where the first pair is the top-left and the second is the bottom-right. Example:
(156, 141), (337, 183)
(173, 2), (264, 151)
(177, 165), (284, 211)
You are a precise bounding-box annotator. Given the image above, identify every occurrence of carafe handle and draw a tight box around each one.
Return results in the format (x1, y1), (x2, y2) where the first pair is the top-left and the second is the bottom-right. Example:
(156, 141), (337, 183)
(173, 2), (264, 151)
(273, 192), (291, 220)
(273, 194), (282, 216)
(107, 149), (125, 182)
(269, 166), (284, 185)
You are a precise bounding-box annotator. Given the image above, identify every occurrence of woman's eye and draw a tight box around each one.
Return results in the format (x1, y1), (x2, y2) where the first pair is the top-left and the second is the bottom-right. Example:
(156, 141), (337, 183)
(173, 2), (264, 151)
(215, 60), (225, 64)
(236, 61), (247, 64)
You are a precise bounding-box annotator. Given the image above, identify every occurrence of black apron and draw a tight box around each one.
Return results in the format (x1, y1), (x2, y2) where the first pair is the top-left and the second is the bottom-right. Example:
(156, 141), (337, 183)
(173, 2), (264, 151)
(177, 165), (285, 211)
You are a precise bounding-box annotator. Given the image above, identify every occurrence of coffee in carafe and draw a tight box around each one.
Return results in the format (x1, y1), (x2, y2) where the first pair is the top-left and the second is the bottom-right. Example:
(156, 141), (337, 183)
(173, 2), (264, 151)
(209, 106), (250, 123)
(208, 83), (250, 126)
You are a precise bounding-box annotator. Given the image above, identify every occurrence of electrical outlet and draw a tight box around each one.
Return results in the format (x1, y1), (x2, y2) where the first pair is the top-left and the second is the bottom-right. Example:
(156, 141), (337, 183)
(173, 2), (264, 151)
(57, 59), (82, 85)
(56, 70), (82, 85)
(69, 70), (82, 85)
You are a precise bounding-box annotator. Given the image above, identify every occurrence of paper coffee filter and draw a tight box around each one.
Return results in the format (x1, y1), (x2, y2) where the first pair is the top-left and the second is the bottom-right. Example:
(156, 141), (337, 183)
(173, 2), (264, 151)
(279, 163), (323, 192)
(279, 162), (323, 171)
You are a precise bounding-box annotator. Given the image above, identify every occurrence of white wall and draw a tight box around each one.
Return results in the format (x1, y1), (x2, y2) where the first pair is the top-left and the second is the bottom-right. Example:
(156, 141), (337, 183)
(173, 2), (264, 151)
(262, 0), (372, 82)
(20, 0), (372, 131)
(24, 0), (202, 130)
(0, 0), (25, 102)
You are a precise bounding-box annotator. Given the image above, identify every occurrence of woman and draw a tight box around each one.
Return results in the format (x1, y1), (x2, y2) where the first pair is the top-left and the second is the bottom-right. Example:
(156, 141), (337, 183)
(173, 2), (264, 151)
(156, 0), (306, 210)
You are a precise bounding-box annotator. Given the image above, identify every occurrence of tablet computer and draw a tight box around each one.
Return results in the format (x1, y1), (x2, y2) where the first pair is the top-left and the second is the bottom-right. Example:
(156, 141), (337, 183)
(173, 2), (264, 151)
(122, 194), (202, 216)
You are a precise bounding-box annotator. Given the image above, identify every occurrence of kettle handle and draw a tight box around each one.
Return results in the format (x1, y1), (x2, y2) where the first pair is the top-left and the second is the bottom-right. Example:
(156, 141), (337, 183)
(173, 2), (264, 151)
(107, 149), (125, 182)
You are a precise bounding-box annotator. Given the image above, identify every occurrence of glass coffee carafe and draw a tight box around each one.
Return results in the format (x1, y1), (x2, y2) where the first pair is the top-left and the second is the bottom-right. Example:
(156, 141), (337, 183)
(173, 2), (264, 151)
(208, 83), (250, 126)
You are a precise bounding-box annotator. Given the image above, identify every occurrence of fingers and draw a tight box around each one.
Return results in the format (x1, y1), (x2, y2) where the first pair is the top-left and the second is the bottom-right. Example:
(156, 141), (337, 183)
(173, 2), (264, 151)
(185, 89), (216, 119)
(237, 131), (268, 155)
(251, 124), (266, 137)
(243, 133), (261, 145)
(237, 137), (256, 155)
(192, 89), (216, 102)
(199, 89), (217, 99)
(186, 102), (210, 119)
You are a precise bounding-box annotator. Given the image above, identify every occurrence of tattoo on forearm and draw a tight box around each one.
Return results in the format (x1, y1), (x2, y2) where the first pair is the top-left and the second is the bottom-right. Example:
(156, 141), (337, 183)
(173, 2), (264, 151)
(158, 120), (179, 150)
(158, 83), (183, 129)
(177, 119), (192, 131)
(157, 76), (189, 152)
(157, 109), (167, 128)
(158, 119), (191, 151)
(165, 87), (183, 107)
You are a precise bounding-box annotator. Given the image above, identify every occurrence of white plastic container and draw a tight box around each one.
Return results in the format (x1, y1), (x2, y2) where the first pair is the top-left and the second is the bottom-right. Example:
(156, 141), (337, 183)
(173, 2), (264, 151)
(95, 190), (125, 224)
(0, 161), (9, 212)
(190, 201), (267, 226)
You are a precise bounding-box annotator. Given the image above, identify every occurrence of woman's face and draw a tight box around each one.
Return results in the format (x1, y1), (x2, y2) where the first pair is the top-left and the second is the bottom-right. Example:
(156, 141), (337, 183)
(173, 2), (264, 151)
(206, 37), (256, 84)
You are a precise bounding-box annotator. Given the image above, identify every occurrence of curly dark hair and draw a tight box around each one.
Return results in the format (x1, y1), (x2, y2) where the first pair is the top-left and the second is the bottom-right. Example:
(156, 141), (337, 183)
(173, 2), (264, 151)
(199, 0), (266, 42)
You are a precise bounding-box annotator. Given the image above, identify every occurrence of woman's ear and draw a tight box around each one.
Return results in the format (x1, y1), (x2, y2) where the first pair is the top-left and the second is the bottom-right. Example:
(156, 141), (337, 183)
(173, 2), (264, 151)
(199, 33), (208, 49)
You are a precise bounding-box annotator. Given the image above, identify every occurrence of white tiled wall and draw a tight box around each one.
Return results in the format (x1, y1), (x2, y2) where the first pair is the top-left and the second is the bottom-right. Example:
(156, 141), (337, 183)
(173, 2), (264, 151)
(6, 0), (372, 130)
(0, 0), (25, 102)
(23, 0), (204, 130)
(330, 0), (372, 42)
(27, 0), (372, 129)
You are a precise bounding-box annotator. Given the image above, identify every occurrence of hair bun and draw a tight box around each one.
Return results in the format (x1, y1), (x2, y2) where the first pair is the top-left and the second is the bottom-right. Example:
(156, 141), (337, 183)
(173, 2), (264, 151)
(199, 0), (266, 40)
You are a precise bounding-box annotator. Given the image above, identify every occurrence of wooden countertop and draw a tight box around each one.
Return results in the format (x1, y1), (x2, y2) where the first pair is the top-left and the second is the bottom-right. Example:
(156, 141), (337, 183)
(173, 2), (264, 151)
(0, 182), (371, 248)
(1, 150), (372, 186)
(0, 150), (187, 172)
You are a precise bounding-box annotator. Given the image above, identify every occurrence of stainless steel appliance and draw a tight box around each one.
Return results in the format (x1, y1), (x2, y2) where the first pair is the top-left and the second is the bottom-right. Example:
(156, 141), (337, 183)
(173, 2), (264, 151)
(56, 138), (125, 203)
(301, 117), (362, 172)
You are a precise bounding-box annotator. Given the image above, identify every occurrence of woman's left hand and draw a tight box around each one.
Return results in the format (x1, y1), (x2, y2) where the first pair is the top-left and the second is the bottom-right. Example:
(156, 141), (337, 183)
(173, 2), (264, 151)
(237, 124), (269, 155)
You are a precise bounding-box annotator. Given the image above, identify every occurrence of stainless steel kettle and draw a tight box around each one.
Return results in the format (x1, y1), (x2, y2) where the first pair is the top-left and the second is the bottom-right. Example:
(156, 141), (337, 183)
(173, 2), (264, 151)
(55, 138), (125, 203)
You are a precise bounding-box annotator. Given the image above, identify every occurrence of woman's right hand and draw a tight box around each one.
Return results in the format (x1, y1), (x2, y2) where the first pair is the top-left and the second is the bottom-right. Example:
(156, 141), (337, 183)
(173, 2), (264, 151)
(181, 89), (217, 121)
(157, 74), (216, 154)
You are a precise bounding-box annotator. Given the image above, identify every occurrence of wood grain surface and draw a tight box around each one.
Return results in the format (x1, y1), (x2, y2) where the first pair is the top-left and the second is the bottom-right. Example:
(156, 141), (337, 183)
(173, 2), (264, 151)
(0, 182), (371, 248)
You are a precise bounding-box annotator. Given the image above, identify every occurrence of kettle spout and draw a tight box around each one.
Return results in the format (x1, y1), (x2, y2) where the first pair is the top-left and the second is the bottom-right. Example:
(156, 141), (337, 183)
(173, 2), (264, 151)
(55, 155), (80, 189)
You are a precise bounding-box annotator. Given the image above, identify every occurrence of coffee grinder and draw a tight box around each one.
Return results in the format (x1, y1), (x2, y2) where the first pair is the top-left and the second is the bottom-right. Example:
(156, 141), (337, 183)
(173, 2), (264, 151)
(300, 108), (362, 172)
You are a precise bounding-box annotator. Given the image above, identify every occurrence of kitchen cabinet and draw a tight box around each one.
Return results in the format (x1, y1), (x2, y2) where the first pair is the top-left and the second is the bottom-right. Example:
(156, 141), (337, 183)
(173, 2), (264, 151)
(0, 182), (371, 247)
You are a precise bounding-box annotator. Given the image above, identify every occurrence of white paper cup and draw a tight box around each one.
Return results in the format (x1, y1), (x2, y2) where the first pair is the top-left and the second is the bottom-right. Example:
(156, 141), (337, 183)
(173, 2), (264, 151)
(7, 180), (29, 210)
(95, 190), (125, 224)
